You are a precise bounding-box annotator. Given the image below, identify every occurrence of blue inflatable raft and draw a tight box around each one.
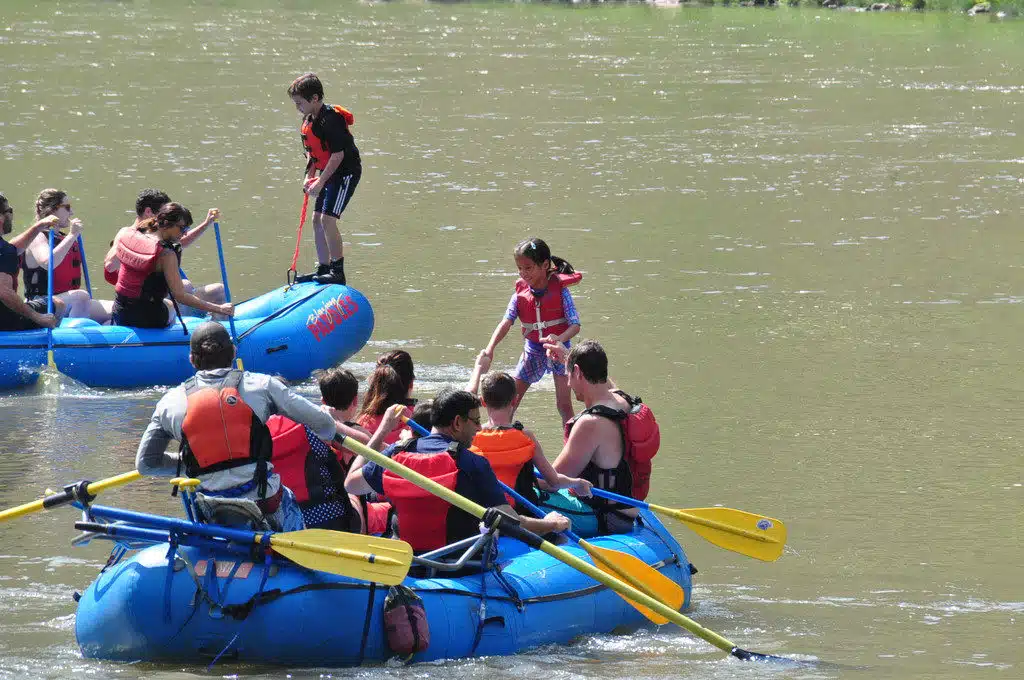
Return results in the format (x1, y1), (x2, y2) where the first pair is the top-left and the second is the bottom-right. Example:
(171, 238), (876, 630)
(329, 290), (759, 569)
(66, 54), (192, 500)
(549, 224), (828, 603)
(74, 510), (692, 666)
(0, 282), (373, 389)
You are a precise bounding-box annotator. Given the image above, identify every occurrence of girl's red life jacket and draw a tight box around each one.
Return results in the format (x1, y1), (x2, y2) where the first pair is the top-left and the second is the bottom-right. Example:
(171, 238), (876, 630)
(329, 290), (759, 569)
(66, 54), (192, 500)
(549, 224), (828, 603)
(514, 271), (582, 343)
(300, 104), (355, 172)
(381, 443), (460, 553)
(22, 231), (82, 298)
(563, 391), (660, 501)
(114, 231), (163, 299)
(179, 370), (274, 495)
(470, 424), (535, 505)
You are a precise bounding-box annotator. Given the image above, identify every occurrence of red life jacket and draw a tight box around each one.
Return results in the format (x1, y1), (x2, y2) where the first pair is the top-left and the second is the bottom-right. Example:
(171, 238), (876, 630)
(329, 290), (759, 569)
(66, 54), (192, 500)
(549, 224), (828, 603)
(470, 424), (535, 505)
(179, 370), (274, 496)
(268, 414), (351, 507)
(563, 391), (660, 501)
(22, 231), (82, 298)
(515, 271), (582, 343)
(301, 104), (355, 172)
(114, 231), (163, 299)
(381, 440), (460, 553)
(358, 406), (412, 447)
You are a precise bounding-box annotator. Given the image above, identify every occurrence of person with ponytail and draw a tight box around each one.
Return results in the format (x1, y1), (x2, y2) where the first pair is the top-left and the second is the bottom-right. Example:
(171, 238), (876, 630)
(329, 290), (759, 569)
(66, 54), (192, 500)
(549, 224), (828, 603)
(22, 189), (111, 322)
(356, 363), (413, 446)
(481, 238), (582, 425)
(110, 202), (233, 328)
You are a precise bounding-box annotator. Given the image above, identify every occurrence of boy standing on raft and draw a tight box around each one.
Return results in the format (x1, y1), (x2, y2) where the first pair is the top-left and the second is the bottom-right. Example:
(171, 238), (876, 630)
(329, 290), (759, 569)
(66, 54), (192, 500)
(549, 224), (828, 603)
(288, 73), (361, 285)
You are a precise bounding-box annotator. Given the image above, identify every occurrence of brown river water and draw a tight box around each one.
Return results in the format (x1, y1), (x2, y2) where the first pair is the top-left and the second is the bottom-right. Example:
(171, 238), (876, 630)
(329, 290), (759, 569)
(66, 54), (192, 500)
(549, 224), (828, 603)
(0, 2), (1021, 678)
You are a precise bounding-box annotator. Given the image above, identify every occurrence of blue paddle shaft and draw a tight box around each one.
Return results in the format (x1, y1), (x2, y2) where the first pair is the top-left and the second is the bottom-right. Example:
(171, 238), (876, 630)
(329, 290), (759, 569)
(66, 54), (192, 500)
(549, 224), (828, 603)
(403, 416), (583, 542)
(533, 470), (647, 511)
(75, 234), (92, 298)
(212, 221), (238, 341)
(87, 503), (273, 546)
(46, 228), (55, 315)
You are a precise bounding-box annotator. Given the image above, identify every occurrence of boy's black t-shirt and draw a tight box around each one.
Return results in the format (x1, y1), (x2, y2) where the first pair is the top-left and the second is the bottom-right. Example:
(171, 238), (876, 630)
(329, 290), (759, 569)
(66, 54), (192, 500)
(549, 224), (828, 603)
(309, 104), (361, 181)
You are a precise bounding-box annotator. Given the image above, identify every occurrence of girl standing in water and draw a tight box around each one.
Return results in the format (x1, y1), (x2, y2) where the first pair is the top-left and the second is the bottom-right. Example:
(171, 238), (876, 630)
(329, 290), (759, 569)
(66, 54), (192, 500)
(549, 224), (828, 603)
(481, 238), (581, 424)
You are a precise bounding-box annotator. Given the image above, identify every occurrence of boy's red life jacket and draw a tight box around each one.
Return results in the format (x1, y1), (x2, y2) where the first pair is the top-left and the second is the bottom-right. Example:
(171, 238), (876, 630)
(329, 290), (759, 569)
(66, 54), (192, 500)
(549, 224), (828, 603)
(179, 370), (274, 496)
(114, 231), (163, 299)
(470, 423), (535, 505)
(381, 440), (460, 553)
(301, 104), (355, 172)
(266, 415), (330, 505)
(22, 231), (81, 298)
(515, 271), (582, 343)
(563, 390), (660, 501)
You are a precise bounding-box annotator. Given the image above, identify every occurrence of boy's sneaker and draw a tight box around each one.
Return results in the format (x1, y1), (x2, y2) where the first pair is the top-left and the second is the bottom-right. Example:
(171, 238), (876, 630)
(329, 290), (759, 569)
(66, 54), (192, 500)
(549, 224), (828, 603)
(313, 257), (346, 286)
(295, 263), (329, 283)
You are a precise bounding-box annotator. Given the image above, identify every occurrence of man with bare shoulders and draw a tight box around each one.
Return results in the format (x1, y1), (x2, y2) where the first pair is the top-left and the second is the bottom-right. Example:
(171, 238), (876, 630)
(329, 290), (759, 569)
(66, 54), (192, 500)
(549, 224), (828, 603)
(540, 339), (660, 538)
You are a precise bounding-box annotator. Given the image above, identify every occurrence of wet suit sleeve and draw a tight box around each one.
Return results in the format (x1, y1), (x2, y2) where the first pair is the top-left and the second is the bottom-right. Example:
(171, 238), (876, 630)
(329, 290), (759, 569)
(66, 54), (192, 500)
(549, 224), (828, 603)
(266, 377), (338, 442)
(135, 390), (186, 477)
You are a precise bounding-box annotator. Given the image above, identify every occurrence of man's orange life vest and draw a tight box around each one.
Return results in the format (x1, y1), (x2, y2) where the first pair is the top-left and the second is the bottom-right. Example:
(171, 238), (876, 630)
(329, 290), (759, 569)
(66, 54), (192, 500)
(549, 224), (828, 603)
(22, 231), (81, 298)
(301, 104), (355, 172)
(470, 423), (535, 505)
(114, 231), (163, 299)
(381, 440), (460, 553)
(514, 271), (582, 344)
(179, 370), (274, 496)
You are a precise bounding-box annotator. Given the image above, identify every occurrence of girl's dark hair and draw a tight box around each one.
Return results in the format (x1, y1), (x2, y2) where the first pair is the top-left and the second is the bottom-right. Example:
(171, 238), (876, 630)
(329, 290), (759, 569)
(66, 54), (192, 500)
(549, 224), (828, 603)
(139, 202), (193, 234)
(514, 237), (574, 276)
(358, 365), (407, 418)
(376, 350), (414, 394)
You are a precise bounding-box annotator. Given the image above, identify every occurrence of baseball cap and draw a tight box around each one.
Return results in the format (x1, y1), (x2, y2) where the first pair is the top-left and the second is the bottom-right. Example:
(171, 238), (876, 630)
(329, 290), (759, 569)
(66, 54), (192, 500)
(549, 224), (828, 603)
(189, 322), (232, 354)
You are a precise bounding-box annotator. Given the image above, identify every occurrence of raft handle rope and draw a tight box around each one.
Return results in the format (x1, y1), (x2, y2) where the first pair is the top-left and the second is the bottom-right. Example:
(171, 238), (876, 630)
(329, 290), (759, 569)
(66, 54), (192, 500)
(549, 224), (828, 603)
(285, 193), (310, 289)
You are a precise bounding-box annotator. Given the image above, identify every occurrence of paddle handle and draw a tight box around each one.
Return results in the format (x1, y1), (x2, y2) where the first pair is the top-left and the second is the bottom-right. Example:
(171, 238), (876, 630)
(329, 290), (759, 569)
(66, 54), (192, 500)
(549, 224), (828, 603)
(76, 234), (92, 298)
(212, 220), (242, 370)
(0, 470), (141, 523)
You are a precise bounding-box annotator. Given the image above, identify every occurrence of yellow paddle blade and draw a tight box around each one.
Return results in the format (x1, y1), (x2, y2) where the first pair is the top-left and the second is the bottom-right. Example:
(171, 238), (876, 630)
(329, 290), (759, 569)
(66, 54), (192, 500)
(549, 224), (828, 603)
(581, 540), (685, 624)
(0, 470), (142, 523)
(265, 528), (413, 585)
(654, 505), (787, 562)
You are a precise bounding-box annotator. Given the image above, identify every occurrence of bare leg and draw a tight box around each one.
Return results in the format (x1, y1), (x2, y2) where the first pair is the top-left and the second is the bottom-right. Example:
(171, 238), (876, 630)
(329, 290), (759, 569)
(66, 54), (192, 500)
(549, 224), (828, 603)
(55, 290), (92, 318)
(511, 378), (531, 415)
(312, 212), (331, 264)
(321, 214), (344, 262)
(88, 298), (113, 324)
(552, 374), (574, 425)
(194, 283), (227, 319)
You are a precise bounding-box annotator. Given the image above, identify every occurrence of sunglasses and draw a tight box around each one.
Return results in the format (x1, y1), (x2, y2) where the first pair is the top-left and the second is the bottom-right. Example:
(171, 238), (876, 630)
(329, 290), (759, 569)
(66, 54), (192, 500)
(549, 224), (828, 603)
(58, 203), (72, 211)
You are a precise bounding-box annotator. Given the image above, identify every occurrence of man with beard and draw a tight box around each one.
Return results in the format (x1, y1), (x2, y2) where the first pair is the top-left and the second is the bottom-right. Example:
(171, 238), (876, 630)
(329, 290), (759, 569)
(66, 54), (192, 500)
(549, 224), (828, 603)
(0, 192), (65, 331)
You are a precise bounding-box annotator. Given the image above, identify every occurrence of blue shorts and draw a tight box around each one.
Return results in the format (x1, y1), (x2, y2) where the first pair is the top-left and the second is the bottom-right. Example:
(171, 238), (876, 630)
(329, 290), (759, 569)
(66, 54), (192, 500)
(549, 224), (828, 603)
(314, 171), (360, 219)
(513, 347), (567, 384)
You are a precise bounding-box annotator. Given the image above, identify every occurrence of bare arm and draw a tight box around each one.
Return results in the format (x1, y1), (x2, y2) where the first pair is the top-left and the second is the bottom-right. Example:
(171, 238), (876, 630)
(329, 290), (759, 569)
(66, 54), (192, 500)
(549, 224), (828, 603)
(8, 217), (55, 252)
(179, 209), (218, 249)
(466, 350), (492, 395)
(26, 222), (80, 268)
(483, 317), (514, 358)
(344, 464), (373, 496)
(528, 429), (592, 496)
(0, 274), (55, 327)
(349, 404), (407, 470)
(161, 252), (231, 316)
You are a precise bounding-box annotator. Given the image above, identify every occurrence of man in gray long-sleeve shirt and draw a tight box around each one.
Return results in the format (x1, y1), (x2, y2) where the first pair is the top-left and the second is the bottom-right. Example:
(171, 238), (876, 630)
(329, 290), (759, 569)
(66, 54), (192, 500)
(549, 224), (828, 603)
(136, 322), (339, 531)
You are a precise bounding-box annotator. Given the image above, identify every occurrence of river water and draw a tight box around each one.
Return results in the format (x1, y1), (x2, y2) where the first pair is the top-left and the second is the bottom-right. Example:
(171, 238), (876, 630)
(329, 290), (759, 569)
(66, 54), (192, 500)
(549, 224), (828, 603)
(0, 2), (1021, 678)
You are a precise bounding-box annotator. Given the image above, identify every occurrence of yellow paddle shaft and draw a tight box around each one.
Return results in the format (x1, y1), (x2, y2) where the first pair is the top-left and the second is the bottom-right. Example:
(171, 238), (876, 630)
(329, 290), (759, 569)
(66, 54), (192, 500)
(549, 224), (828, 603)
(0, 470), (142, 522)
(339, 436), (740, 656)
(654, 504), (784, 544)
(262, 534), (407, 568)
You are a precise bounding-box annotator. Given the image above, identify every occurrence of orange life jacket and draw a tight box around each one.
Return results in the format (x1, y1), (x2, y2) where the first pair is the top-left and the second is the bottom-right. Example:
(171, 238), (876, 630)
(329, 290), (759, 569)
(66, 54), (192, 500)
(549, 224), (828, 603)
(22, 231), (82, 298)
(470, 423), (535, 505)
(301, 104), (355, 172)
(114, 231), (163, 299)
(179, 370), (274, 496)
(381, 440), (460, 553)
(564, 391), (660, 502)
(514, 271), (582, 344)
